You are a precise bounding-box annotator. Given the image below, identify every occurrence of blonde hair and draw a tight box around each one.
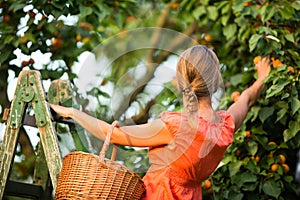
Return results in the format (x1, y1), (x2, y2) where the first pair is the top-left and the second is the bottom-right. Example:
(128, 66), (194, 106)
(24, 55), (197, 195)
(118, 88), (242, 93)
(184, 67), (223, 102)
(176, 45), (221, 127)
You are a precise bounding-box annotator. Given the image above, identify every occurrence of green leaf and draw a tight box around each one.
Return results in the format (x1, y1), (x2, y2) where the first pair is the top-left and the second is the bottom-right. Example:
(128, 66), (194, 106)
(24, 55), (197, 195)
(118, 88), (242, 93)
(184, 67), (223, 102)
(220, 2), (231, 14)
(262, 180), (281, 198)
(9, 2), (26, 12)
(228, 192), (244, 200)
(223, 24), (237, 40)
(259, 107), (274, 123)
(250, 106), (260, 122)
(246, 160), (260, 174)
(291, 97), (300, 115)
(240, 172), (257, 183)
(266, 82), (289, 99)
(283, 119), (300, 142)
(0, 51), (11, 64)
(207, 6), (218, 21)
(249, 34), (262, 52)
(192, 6), (206, 19)
(261, 6), (276, 23)
(284, 32), (295, 43)
(292, 1), (300, 10)
(79, 5), (93, 17)
(229, 161), (243, 177)
(230, 73), (243, 86)
(276, 108), (287, 122)
(279, 5), (294, 19)
(4, 35), (14, 45)
(288, 49), (300, 58)
(221, 14), (230, 26)
(247, 140), (258, 156)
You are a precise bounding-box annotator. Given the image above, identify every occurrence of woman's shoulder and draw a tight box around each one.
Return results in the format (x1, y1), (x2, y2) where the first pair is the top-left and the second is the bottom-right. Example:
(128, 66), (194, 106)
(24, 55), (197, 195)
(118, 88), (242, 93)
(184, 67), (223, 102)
(159, 111), (182, 118)
(216, 110), (235, 140)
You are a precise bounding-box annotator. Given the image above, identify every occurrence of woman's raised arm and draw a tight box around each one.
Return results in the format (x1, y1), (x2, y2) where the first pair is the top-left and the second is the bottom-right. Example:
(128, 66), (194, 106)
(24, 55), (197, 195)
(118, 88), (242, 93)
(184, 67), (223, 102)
(227, 57), (271, 131)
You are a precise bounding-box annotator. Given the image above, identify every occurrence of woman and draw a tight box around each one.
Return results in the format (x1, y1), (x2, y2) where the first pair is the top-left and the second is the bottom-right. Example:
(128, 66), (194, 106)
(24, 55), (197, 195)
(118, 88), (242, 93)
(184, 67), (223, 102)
(50, 45), (271, 199)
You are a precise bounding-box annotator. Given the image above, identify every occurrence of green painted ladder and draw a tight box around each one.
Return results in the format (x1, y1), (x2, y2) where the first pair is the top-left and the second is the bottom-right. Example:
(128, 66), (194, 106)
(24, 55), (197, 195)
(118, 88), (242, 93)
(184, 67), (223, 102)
(0, 70), (86, 199)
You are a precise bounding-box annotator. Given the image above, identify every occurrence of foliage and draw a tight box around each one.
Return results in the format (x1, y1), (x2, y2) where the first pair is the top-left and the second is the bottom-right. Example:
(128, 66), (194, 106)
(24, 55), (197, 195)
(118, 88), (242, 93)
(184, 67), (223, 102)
(0, 0), (300, 199)
(192, 0), (300, 199)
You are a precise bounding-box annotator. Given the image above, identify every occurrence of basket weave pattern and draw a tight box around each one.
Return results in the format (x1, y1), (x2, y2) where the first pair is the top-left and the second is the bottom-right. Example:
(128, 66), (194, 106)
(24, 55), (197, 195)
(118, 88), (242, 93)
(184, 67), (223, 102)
(55, 121), (146, 199)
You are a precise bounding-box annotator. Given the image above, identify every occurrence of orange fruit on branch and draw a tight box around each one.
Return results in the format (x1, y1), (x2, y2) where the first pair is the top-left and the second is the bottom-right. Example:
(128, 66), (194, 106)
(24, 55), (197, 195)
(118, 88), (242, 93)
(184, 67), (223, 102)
(231, 91), (240, 102)
(271, 163), (279, 172)
(279, 154), (286, 164)
(203, 180), (212, 190)
(253, 56), (262, 64)
(282, 163), (290, 173)
(272, 59), (283, 69)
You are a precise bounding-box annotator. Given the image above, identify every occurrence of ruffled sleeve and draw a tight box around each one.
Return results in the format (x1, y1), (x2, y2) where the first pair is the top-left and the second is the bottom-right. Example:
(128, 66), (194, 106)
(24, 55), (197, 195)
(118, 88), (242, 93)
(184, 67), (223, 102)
(158, 111), (185, 138)
(216, 110), (235, 147)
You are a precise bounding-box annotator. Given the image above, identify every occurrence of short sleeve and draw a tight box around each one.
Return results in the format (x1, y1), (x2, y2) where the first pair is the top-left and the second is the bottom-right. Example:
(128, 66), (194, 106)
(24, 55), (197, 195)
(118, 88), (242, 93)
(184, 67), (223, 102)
(216, 110), (235, 147)
(158, 111), (183, 138)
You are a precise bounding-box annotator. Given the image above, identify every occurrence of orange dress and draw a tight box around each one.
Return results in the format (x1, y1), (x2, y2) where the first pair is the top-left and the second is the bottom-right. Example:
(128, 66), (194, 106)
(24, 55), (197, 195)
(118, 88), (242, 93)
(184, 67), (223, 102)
(142, 111), (235, 200)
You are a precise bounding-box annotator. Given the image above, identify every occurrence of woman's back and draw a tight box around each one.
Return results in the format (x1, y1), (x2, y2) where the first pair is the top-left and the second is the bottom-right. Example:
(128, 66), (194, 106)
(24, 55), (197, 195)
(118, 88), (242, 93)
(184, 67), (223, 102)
(142, 110), (235, 199)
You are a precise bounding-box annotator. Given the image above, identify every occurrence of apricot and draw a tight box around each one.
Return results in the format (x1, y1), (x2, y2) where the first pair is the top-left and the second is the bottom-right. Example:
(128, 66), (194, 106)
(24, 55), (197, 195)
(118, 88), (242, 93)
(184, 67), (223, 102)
(170, 2), (179, 10)
(282, 163), (290, 173)
(253, 56), (262, 64)
(29, 58), (35, 65)
(204, 34), (213, 42)
(279, 154), (286, 164)
(52, 38), (63, 49)
(21, 61), (29, 67)
(246, 130), (251, 137)
(203, 180), (212, 190)
(288, 66), (294, 73)
(76, 34), (82, 42)
(271, 163), (279, 172)
(3, 15), (10, 22)
(272, 59), (283, 69)
(231, 91), (240, 102)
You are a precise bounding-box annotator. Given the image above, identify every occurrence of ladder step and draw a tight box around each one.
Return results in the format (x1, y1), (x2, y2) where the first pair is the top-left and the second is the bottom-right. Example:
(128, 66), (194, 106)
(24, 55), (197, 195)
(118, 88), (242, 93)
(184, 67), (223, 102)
(5, 180), (46, 199)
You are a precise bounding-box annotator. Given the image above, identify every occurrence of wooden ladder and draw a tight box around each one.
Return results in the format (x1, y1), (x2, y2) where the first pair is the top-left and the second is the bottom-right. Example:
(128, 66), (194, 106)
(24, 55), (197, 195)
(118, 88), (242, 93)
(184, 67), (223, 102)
(0, 70), (66, 199)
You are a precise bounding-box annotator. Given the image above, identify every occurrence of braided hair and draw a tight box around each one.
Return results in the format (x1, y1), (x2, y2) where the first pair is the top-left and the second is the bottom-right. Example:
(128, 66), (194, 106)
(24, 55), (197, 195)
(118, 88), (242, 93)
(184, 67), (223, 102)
(176, 45), (221, 128)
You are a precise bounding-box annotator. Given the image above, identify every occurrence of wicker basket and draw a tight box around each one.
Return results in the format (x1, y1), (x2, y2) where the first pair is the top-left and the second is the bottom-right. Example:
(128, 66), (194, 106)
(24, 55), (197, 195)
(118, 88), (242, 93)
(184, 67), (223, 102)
(55, 121), (146, 200)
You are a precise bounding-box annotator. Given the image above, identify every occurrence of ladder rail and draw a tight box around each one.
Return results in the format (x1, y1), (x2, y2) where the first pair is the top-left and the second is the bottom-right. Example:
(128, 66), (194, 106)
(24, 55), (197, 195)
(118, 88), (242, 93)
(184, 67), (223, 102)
(0, 70), (63, 199)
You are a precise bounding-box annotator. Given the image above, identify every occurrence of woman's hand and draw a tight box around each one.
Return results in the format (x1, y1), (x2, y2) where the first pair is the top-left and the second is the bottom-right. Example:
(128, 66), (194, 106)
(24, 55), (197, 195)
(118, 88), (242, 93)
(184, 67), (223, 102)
(256, 56), (271, 81)
(49, 104), (74, 118)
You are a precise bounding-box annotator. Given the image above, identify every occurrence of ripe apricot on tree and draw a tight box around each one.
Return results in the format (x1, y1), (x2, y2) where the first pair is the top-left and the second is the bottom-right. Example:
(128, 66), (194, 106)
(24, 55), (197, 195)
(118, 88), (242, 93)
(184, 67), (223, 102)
(21, 61), (29, 67)
(267, 153), (273, 158)
(279, 154), (286, 164)
(288, 66), (294, 73)
(3, 15), (10, 22)
(272, 58), (283, 69)
(231, 91), (240, 102)
(170, 2), (179, 10)
(204, 34), (213, 42)
(76, 34), (82, 41)
(52, 38), (63, 49)
(267, 141), (276, 146)
(245, 130), (251, 137)
(203, 180), (212, 190)
(253, 56), (262, 64)
(271, 163), (279, 172)
(28, 11), (36, 18)
(244, 2), (251, 6)
(29, 58), (35, 65)
(255, 155), (260, 162)
(282, 163), (290, 173)
(126, 16), (136, 23)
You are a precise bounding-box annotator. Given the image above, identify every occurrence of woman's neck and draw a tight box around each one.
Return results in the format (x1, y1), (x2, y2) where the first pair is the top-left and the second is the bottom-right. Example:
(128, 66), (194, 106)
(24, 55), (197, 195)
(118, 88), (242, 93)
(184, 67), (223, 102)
(197, 97), (220, 123)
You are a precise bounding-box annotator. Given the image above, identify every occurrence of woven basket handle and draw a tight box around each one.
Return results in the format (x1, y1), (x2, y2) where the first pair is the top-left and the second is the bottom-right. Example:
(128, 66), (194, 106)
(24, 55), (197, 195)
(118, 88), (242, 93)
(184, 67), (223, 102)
(99, 121), (119, 161)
